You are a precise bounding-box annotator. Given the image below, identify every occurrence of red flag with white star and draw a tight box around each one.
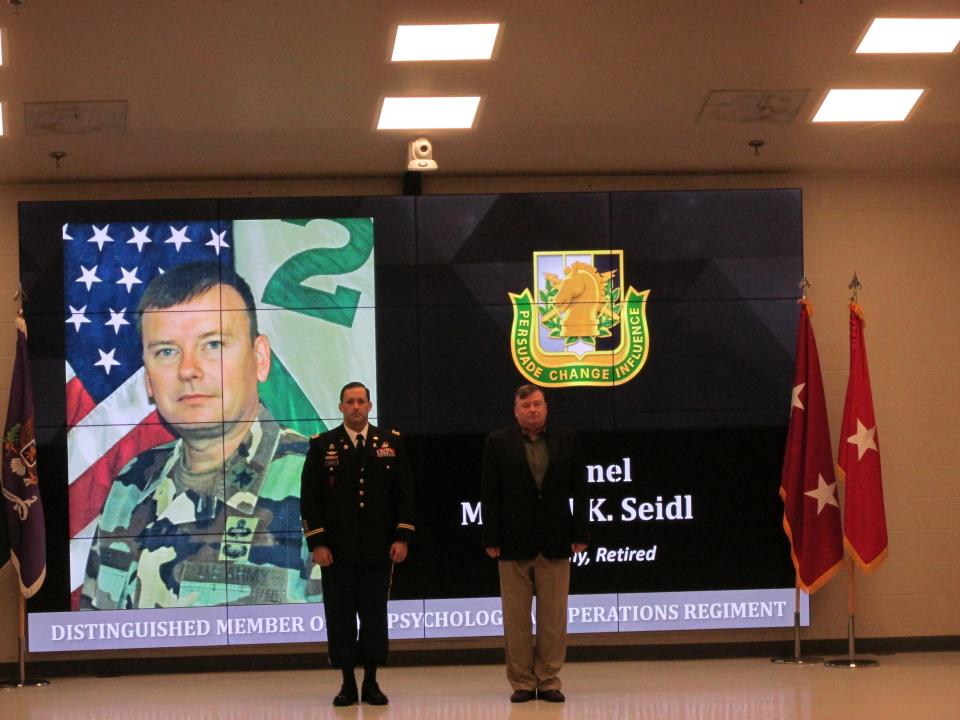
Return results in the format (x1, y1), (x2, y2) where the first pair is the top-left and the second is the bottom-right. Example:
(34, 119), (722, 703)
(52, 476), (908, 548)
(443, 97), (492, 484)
(780, 300), (843, 592)
(838, 302), (888, 571)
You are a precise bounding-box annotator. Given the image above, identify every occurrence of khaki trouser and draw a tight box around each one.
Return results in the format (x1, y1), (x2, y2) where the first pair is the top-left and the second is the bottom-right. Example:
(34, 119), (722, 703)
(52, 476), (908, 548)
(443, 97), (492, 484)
(498, 554), (570, 691)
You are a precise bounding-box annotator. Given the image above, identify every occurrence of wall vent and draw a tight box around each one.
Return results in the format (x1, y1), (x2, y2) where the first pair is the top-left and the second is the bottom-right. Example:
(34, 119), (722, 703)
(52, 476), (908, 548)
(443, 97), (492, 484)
(696, 90), (808, 124)
(24, 100), (127, 135)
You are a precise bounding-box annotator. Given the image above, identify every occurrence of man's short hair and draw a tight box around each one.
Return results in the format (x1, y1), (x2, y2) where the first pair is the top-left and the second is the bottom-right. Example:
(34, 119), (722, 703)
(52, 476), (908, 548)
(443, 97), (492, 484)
(340, 381), (370, 402)
(136, 261), (259, 340)
(514, 384), (545, 403)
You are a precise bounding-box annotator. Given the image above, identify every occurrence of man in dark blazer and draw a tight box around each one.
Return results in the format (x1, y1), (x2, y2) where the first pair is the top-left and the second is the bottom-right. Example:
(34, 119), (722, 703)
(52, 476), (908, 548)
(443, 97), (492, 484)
(481, 384), (589, 704)
(300, 381), (415, 707)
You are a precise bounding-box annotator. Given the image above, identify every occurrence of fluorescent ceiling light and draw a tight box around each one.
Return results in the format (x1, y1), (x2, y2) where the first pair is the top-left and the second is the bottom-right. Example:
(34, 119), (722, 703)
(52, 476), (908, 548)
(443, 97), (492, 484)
(812, 89), (923, 122)
(392, 23), (500, 61)
(378, 96), (481, 129)
(857, 18), (960, 53)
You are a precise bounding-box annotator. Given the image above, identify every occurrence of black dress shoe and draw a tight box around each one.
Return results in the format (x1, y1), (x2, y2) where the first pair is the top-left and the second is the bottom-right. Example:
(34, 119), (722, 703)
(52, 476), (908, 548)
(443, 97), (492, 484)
(361, 681), (389, 705)
(537, 689), (565, 703)
(510, 689), (536, 703)
(332, 681), (359, 706)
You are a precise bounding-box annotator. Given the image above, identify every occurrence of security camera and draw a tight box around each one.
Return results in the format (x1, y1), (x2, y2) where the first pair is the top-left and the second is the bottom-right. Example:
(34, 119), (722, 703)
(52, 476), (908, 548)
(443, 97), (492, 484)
(407, 137), (438, 171)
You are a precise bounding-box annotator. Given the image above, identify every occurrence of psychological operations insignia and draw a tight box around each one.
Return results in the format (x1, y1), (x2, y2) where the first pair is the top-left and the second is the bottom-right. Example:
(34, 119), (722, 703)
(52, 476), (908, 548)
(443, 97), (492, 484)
(509, 250), (650, 387)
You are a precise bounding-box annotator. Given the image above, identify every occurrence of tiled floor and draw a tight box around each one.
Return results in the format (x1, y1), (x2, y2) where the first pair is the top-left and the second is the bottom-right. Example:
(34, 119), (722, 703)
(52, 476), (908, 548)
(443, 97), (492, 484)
(2, 652), (957, 719)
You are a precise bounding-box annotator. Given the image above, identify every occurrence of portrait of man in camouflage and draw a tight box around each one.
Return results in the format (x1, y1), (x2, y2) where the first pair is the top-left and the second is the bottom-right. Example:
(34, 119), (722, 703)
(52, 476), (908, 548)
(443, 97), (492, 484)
(80, 262), (320, 609)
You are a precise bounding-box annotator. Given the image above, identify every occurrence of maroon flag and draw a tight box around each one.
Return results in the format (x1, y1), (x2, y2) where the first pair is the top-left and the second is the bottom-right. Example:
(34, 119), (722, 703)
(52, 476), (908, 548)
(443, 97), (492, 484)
(838, 302), (888, 571)
(780, 300), (843, 592)
(1, 315), (46, 597)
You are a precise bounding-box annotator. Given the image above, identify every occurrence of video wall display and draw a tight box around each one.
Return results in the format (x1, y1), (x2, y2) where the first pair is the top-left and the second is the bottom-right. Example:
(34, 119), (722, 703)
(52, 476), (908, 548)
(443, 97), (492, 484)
(18, 190), (806, 651)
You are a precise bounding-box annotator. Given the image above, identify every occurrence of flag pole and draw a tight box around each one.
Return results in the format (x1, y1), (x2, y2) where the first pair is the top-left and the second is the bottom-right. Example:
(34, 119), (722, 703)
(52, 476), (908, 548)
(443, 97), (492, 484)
(825, 557), (877, 668)
(825, 275), (878, 669)
(771, 276), (828, 666)
(771, 574), (823, 664)
(0, 591), (49, 689)
(848, 557), (856, 657)
(1, 290), (50, 690)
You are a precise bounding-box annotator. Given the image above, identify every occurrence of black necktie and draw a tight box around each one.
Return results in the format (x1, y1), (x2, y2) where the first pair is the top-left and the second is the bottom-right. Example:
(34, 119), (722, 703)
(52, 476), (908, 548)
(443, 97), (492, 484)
(356, 433), (365, 451)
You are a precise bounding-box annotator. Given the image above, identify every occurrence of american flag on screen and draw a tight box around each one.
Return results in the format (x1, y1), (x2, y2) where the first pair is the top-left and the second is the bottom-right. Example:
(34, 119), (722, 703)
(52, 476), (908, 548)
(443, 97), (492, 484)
(64, 221), (232, 584)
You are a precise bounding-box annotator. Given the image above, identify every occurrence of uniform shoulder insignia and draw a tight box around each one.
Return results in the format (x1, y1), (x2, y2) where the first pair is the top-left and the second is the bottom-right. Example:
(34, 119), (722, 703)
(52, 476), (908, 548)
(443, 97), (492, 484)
(391, 429), (401, 436)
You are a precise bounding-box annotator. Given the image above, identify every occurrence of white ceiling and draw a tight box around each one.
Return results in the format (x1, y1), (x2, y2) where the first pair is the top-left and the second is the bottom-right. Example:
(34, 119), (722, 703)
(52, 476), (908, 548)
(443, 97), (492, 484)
(2, 0), (959, 184)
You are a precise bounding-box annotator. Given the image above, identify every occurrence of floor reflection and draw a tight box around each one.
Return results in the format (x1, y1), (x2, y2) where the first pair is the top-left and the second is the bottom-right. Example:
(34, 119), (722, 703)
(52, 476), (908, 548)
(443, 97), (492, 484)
(5, 653), (959, 720)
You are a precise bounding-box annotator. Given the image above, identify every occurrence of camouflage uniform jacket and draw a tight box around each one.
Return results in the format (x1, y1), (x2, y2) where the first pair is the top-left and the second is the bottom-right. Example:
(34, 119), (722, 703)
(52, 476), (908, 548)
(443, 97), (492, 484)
(80, 406), (320, 609)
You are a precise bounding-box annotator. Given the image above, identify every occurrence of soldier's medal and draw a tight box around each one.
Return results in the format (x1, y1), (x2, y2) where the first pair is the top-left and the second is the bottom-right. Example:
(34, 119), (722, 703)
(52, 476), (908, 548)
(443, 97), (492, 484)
(220, 516), (259, 562)
(222, 544), (249, 561)
(226, 518), (255, 539)
(326, 448), (338, 486)
(324, 448), (339, 467)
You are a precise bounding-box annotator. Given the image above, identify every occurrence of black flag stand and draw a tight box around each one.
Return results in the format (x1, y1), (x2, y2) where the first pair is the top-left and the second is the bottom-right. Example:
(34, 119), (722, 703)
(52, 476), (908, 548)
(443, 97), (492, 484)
(0, 594), (49, 689)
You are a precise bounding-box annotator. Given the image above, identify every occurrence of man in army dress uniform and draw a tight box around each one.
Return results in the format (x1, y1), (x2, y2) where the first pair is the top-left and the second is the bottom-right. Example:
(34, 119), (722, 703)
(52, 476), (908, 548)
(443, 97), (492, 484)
(300, 381), (415, 706)
(81, 262), (319, 609)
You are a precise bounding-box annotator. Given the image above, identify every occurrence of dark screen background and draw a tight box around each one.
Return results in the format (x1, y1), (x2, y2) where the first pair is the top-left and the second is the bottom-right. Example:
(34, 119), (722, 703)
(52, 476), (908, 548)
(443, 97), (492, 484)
(19, 189), (801, 612)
